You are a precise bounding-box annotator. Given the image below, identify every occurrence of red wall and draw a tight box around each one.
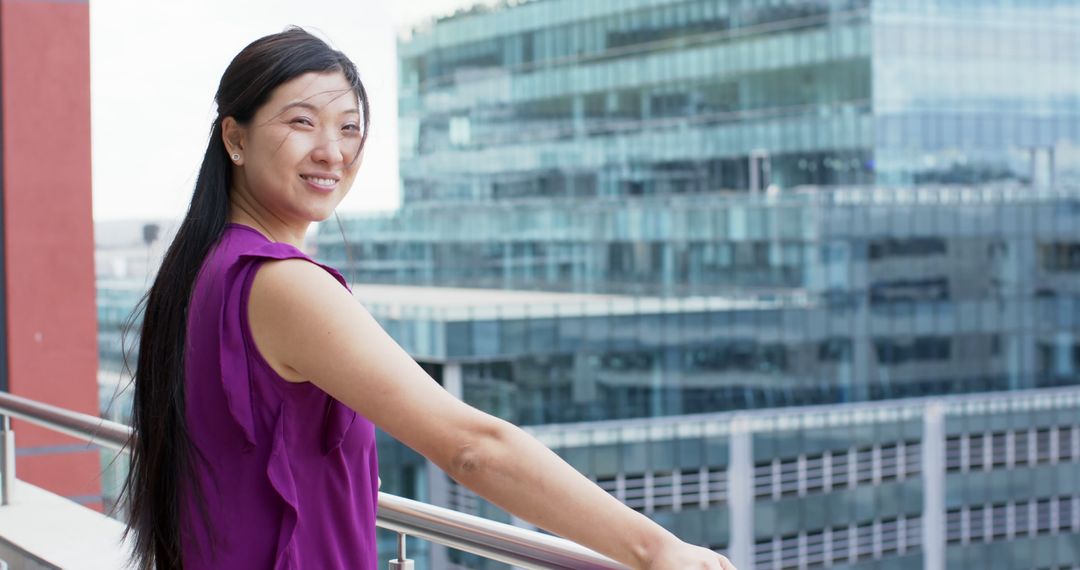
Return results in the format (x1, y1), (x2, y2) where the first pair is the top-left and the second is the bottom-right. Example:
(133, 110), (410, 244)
(1, 0), (101, 510)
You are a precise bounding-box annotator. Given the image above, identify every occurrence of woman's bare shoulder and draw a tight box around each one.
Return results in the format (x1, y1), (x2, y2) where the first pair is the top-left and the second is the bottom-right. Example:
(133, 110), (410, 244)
(246, 257), (501, 469)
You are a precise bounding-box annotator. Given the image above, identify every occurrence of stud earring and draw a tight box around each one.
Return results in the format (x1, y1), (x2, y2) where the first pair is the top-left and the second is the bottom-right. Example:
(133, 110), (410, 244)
(231, 153), (240, 162)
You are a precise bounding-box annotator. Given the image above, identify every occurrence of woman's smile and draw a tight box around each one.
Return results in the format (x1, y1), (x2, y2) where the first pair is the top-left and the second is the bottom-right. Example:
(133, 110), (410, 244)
(299, 173), (340, 193)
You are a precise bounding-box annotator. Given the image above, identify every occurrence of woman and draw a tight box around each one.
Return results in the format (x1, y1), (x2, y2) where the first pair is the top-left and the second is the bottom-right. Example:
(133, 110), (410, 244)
(124, 27), (736, 570)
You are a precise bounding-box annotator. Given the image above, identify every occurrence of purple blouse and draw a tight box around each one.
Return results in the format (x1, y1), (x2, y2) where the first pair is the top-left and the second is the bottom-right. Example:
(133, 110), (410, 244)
(181, 223), (379, 569)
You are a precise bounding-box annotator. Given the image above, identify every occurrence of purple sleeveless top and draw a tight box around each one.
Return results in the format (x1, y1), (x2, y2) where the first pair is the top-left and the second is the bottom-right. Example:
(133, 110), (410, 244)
(181, 223), (379, 569)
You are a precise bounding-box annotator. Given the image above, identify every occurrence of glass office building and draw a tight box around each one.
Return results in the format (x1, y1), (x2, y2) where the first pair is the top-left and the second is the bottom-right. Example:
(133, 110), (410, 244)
(310, 1), (1080, 567)
(338, 187), (1080, 422)
(312, 0), (1080, 422)
(376, 0), (1079, 204)
(521, 386), (1080, 570)
(319, 0), (1080, 291)
(307, 1), (1080, 567)
(335, 185), (1080, 569)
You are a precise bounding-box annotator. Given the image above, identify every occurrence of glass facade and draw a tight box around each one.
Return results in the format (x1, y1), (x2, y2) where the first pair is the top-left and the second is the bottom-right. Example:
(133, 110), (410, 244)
(873, 1), (1080, 186)
(334, 187), (1080, 426)
(95, 280), (142, 516)
(340, 185), (1080, 567)
(380, 0), (1080, 209)
(319, 0), (1080, 294)
(512, 386), (1080, 569)
(309, 1), (1080, 566)
(394, 0), (878, 203)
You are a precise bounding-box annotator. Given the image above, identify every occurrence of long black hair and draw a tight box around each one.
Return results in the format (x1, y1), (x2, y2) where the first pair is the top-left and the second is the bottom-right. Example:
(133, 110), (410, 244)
(121, 27), (370, 569)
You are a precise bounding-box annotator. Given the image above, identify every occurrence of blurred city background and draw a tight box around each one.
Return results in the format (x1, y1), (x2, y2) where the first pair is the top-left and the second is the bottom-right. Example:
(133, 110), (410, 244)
(5, 0), (1080, 568)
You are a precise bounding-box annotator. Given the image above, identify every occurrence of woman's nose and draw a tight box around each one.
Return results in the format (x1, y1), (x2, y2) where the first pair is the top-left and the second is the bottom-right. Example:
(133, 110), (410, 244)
(311, 129), (345, 164)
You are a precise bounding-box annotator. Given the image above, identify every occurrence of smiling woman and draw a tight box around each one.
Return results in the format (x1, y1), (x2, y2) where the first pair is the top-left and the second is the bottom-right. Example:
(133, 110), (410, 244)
(122, 27), (374, 570)
(123, 25), (735, 570)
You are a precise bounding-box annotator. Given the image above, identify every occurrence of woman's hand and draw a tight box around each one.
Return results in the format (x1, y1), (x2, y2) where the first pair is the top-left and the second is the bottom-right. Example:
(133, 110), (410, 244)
(643, 538), (737, 570)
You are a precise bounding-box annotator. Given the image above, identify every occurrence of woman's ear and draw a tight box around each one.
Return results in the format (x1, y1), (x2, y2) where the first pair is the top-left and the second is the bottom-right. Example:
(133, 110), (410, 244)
(221, 117), (246, 163)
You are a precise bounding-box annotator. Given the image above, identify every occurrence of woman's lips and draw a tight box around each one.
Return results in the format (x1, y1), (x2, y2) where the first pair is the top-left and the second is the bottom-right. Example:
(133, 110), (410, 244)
(300, 174), (338, 193)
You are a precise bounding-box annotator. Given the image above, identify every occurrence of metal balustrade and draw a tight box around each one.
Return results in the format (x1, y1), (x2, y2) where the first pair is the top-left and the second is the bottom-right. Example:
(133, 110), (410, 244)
(0, 391), (625, 570)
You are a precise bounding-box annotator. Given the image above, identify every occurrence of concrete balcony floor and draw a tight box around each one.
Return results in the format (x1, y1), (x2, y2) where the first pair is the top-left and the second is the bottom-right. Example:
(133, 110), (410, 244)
(0, 480), (129, 569)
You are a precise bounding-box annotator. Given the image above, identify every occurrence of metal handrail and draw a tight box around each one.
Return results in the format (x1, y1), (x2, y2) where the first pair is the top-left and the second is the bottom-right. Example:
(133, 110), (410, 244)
(377, 493), (623, 569)
(0, 391), (625, 569)
(0, 392), (130, 451)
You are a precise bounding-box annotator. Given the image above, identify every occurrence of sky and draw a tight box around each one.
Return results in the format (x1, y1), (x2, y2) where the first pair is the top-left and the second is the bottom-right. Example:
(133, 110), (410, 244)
(89, 0), (499, 221)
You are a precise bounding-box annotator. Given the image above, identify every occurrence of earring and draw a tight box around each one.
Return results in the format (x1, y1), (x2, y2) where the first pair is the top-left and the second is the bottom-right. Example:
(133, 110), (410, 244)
(231, 153), (240, 162)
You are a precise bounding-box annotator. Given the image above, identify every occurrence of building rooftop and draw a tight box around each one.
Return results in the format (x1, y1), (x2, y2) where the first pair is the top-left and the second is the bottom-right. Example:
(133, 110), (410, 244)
(352, 283), (804, 321)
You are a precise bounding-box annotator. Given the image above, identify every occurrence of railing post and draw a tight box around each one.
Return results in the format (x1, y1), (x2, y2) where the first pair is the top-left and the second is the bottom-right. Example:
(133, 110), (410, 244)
(389, 532), (414, 569)
(1, 415), (15, 505)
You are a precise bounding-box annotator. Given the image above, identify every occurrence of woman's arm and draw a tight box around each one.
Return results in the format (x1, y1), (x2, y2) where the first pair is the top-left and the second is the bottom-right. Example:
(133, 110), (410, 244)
(248, 259), (734, 570)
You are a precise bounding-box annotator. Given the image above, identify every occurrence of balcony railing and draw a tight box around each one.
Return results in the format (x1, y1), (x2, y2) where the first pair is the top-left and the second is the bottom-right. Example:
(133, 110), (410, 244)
(0, 391), (625, 570)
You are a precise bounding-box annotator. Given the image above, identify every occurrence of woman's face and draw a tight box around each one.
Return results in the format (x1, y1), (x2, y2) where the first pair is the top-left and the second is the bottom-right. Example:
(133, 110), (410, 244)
(227, 71), (364, 224)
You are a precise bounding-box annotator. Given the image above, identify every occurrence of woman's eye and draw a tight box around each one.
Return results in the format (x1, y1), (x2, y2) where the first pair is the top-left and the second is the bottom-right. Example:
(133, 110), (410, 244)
(343, 124), (360, 133)
(291, 117), (314, 126)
